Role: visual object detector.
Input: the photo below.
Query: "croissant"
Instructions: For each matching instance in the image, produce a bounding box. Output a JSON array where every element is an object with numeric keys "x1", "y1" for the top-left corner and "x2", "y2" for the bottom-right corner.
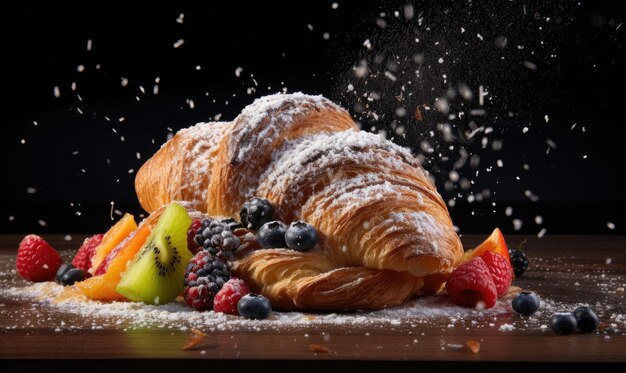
[{"x1": 135, "y1": 93, "x2": 463, "y2": 310}]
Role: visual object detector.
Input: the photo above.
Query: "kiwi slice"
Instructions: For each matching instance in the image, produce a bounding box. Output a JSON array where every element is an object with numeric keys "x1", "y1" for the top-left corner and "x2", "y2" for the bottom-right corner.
[{"x1": 116, "y1": 203, "x2": 192, "y2": 305}]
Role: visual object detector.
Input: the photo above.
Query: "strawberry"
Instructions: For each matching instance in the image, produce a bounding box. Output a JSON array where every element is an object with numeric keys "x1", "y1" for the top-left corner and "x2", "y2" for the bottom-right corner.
[
  {"x1": 72, "y1": 234, "x2": 103, "y2": 273},
  {"x1": 213, "y1": 278, "x2": 250, "y2": 315},
  {"x1": 446, "y1": 257, "x2": 497, "y2": 308},
  {"x1": 16, "y1": 235, "x2": 62, "y2": 282},
  {"x1": 480, "y1": 250, "x2": 513, "y2": 296}
]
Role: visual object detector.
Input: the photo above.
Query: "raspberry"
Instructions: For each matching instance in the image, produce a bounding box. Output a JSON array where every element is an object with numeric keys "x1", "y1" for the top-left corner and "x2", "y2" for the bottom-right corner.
[
  {"x1": 214, "y1": 278, "x2": 250, "y2": 315},
  {"x1": 16, "y1": 235, "x2": 62, "y2": 282},
  {"x1": 480, "y1": 251, "x2": 513, "y2": 296},
  {"x1": 187, "y1": 219, "x2": 203, "y2": 254},
  {"x1": 183, "y1": 251, "x2": 231, "y2": 311},
  {"x1": 72, "y1": 234, "x2": 103, "y2": 273},
  {"x1": 446, "y1": 257, "x2": 497, "y2": 308}
]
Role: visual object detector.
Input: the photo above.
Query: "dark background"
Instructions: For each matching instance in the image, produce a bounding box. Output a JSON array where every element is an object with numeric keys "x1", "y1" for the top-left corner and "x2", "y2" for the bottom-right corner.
[{"x1": 4, "y1": 1, "x2": 625, "y2": 236}]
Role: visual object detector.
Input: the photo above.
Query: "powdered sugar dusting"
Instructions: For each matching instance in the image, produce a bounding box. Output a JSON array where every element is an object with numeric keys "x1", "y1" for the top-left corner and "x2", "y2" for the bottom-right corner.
[
  {"x1": 230, "y1": 92, "x2": 347, "y2": 164},
  {"x1": 0, "y1": 282, "x2": 511, "y2": 331},
  {"x1": 3, "y1": 282, "x2": 612, "y2": 335},
  {"x1": 258, "y1": 130, "x2": 425, "y2": 206},
  {"x1": 169, "y1": 121, "x2": 230, "y2": 205},
  {"x1": 301, "y1": 173, "x2": 422, "y2": 223},
  {"x1": 322, "y1": 177, "x2": 418, "y2": 219},
  {"x1": 1, "y1": 239, "x2": 623, "y2": 338},
  {"x1": 389, "y1": 211, "x2": 445, "y2": 252},
  {"x1": 177, "y1": 121, "x2": 230, "y2": 149}
]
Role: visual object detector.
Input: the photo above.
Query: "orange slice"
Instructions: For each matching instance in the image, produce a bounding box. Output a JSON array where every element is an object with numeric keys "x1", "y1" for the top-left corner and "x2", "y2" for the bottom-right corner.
[
  {"x1": 88, "y1": 213, "x2": 137, "y2": 275},
  {"x1": 462, "y1": 228, "x2": 510, "y2": 262},
  {"x1": 76, "y1": 223, "x2": 151, "y2": 301}
]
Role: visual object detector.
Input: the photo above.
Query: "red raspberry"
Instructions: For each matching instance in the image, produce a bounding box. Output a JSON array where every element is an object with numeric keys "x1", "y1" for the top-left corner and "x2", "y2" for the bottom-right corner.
[
  {"x1": 480, "y1": 250, "x2": 513, "y2": 296},
  {"x1": 446, "y1": 257, "x2": 497, "y2": 308},
  {"x1": 16, "y1": 235, "x2": 62, "y2": 282},
  {"x1": 187, "y1": 219, "x2": 203, "y2": 254},
  {"x1": 72, "y1": 234, "x2": 103, "y2": 274},
  {"x1": 214, "y1": 278, "x2": 250, "y2": 315}
]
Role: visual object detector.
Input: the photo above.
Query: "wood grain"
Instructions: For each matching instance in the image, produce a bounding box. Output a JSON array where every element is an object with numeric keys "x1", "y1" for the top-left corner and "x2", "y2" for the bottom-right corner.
[{"x1": 1, "y1": 234, "x2": 624, "y2": 362}]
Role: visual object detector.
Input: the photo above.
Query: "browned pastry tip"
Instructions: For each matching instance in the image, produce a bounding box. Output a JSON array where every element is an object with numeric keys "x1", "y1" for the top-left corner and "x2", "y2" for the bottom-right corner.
[{"x1": 135, "y1": 121, "x2": 232, "y2": 213}]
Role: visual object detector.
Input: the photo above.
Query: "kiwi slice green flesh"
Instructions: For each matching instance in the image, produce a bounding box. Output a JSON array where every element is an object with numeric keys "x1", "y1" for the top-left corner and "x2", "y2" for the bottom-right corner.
[{"x1": 116, "y1": 203, "x2": 192, "y2": 305}]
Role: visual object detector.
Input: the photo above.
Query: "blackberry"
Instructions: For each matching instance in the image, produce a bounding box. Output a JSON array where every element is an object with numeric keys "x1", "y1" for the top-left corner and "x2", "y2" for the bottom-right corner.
[
  {"x1": 183, "y1": 251, "x2": 231, "y2": 311},
  {"x1": 192, "y1": 218, "x2": 214, "y2": 247},
  {"x1": 197, "y1": 220, "x2": 241, "y2": 263},
  {"x1": 220, "y1": 218, "x2": 244, "y2": 231},
  {"x1": 509, "y1": 240, "x2": 529, "y2": 277}
]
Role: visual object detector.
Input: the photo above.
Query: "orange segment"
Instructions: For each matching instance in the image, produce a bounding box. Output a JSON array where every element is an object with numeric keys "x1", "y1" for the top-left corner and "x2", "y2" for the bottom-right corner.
[
  {"x1": 462, "y1": 228, "x2": 509, "y2": 263},
  {"x1": 76, "y1": 223, "x2": 151, "y2": 301},
  {"x1": 89, "y1": 213, "x2": 137, "y2": 275},
  {"x1": 75, "y1": 275, "x2": 125, "y2": 301}
]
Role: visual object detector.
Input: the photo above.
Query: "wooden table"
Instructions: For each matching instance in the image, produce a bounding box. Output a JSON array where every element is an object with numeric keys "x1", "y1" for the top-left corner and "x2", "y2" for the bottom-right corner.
[{"x1": 1, "y1": 234, "x2": 625, "y2": 369}]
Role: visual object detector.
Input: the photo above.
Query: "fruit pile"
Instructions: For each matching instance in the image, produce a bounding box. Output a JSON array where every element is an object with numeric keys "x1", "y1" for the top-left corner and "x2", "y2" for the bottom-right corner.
[
  {"x1": 15, "y1": 198, "x2": 319, "y2": 320},
  {"x1": 181, "y1": 197, "x2": 318, "y2": 315},
  {"x1": 16, "y1": 199, "x2": 512, "y2": 314},
  {"x1": 446, "y1": 229, "x2": 601, "y2": 335},
  {"x1": 446, "y1": 228, "x2": 514, "y2": 309},
  {"x1": 14, "y1": 197, "x2": 604, "y2": 332}
]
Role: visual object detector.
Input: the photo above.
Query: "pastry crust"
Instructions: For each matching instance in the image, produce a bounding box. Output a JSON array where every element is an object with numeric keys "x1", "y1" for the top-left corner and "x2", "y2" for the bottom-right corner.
[
  {"x1": 135, "y1": 121, "x2": 232, "y2": 213},
  {"x1": 135, "y1": 93, "x2": 463, "y2": 310}
]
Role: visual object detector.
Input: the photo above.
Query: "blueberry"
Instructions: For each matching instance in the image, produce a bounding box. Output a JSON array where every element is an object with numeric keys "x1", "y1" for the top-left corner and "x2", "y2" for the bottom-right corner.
[
  {"x1": 285, "y1": 221, "x2": 318, "y2": 252},
  {"x1": 257, "y1": 221, "x2": 287, "y2": 248},
  {"x1": 237, "y1": 293, "x2": 272, "y2": 319},
  {"x1": 512, "y1": 291, "x2": 541, "y2": 315},
  {"x1": 573, "y1": 306, "x2": 599, "y2": 333},
  {"x1": 240, "y1": 198, "x2": 273, "y2": 230},
  {"x1": 59, "y1": 268, "x2": 87, "y2": 286},
  {"x1": 55, "y1": 263, "x2": 75, "y2": 284},
  {"x1": 549, "y1": 312, "x2": 578, "y2": 335}
]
